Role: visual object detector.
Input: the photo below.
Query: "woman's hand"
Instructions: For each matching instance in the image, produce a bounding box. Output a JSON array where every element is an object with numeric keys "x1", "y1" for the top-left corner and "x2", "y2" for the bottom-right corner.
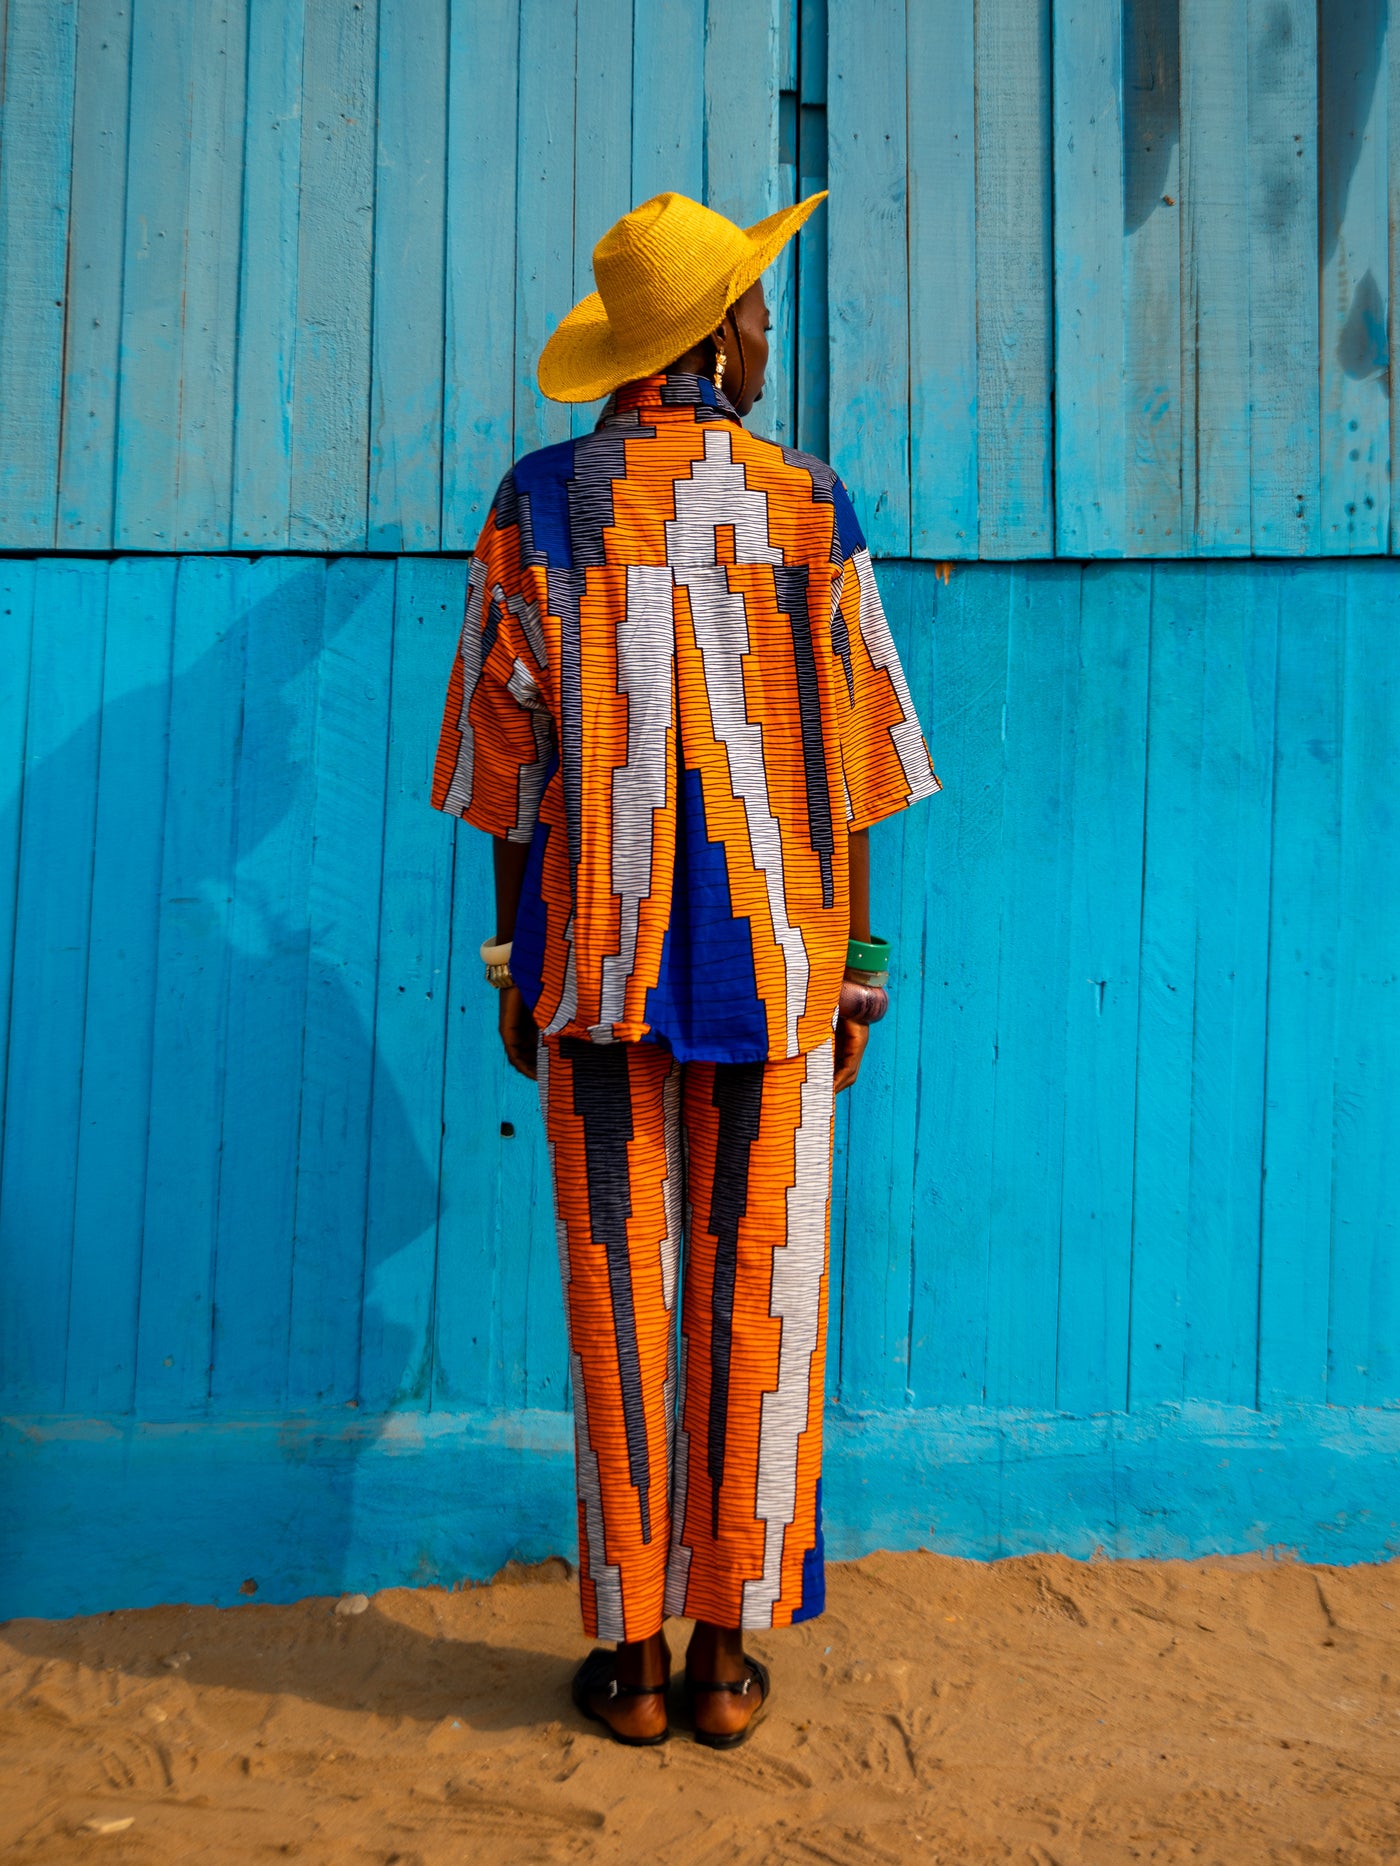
[
  {"x1": 833, "y1": 1014, "x2": 868, "y2": 1092},
  {"x1": 498, "y1": 984, "x2": 539, "y2": 1080}
]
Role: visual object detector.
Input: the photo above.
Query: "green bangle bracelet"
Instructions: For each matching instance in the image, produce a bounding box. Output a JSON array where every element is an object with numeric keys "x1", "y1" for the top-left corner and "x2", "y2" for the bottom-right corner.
[{"x1": 846, "y1": 935, "x2": 892, "y2": 973}]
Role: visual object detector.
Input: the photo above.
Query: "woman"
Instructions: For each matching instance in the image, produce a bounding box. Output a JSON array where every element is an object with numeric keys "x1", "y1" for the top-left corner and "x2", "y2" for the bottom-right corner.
[{"x1": 430, "y1": 190, "x2": 940, "y2": 1747}]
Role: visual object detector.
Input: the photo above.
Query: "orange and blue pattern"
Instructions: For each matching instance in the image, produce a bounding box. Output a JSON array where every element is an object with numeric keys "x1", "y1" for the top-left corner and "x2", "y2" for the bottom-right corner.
[
  {"x1": 430, "y1": 372, "x2": 940, "y2": 1064},
  {"x1": 538, "y1": 1030, "x2": 836, "y2": 1639}
]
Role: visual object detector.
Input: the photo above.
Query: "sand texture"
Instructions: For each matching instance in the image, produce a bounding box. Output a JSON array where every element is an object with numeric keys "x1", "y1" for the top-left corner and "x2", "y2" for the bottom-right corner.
[{"x1": 3, "y1": 1549, "x2": 1399, "y2": 1864}]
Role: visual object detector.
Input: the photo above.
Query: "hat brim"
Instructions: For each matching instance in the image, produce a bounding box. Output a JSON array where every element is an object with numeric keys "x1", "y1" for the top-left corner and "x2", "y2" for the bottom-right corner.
[{"x1": 537, "y1": 190, "x2": 828, "y2": 404}]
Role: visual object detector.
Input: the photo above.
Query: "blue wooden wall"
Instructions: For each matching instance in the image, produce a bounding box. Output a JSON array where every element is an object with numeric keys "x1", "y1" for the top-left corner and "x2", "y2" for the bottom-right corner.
[
  {"x1": 3, "y1": 555, "x2": 1398, "y2": 1614},
  {"x1": 4, "y1": 3, "x2": 1400, "y2": 1616},
  {"x1": 3, "y1": 0, "x2": 1399, "y2": 558}
]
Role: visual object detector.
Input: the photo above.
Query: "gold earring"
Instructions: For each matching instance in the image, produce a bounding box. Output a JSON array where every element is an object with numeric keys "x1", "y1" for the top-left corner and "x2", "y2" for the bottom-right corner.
[{"x1": 713, "y1": 345, "x2": 727, "y2": 392}]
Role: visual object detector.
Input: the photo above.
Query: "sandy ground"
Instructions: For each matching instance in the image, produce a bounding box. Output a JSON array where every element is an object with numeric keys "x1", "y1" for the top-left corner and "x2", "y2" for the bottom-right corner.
[{"x1": 3, "y1": 1549, "x2": 1398, "y2": 1865}]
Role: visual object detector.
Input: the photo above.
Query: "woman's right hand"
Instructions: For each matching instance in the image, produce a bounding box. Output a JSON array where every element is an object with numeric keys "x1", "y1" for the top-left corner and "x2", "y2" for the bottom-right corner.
[
  {"x1": 498, "y1": 984, "x2": 539, "y2": 1080},
  {"x1": 833, "y1": 1013, "x2": 869, "y2": 1092}
]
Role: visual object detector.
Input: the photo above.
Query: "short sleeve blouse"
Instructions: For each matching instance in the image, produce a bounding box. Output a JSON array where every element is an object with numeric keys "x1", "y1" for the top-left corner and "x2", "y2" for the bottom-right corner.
[{"x1": 431, "y1": 372, "x2": 940, "y2": 1063}]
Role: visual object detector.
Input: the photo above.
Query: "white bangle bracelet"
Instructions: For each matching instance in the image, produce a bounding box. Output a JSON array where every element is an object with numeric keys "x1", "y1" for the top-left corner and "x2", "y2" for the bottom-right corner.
[{"x1": 480, "y1": 936, "x2": 514, "y2": 989}]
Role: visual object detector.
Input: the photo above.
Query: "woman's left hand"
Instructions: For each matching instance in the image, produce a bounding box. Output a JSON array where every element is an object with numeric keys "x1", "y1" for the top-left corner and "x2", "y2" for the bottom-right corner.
[
  {"x1": 498, "y1": 984, "x2": 539, "y2": 1080},
  {"x1": 833, "y1": 1014, "x2": 869, "y2": 1092}
]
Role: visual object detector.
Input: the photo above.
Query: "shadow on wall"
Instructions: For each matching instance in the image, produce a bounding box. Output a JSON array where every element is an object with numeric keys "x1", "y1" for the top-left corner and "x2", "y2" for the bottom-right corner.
[
  {"x1": 1320, "y1": 0, "x2": 1390, "y2": 383},
  {"x1": 0, "y1": 556, "x2": 447, "y2": 1596},
  {"x1": 1124, "y1": 0, "x2": 1390, "y2": 384},
  {"x1": 1122, "y1": 0, "x2": 1180, "y2": 237}
]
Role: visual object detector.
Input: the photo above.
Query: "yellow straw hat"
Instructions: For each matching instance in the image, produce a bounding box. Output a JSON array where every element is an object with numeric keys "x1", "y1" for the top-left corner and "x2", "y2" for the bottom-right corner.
[{"x1": 537, "y1": 189, "x2": 828, "y2": 403}]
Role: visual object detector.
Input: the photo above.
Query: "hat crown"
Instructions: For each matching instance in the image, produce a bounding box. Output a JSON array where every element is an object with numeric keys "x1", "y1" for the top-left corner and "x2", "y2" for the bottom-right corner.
[
  {"x1": 592, "y1": 192, "x2": 748, "y2": 338},
  {"x1": 537, "y1": 185, "x2": 826, "y2": 402}
]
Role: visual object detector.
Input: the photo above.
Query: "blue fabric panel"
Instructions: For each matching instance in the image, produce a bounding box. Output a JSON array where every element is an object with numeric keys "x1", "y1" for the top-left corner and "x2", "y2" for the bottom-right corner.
[
  {"x1": 645, "y1": 763, "x2": 768, "y2": 1063},
  {"x1": 792, "y1": 1476, "x2": 827, "y2": 1622},
  {"x1": 510, "y1": 787, "x2": 557, "y2": 1014},
  {"x1": 831, "y1": 477, "x2": 867, "y2": 558},
  {"x1": 509, "y1": 441, "x2": 577, "y2": 567}
]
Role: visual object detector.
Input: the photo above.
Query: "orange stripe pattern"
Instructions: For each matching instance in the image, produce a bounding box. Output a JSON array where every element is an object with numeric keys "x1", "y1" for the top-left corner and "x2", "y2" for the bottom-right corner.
[
  {"x1": 430, "y1": 372, "x2": 940, "y2": 1065},
  {"x1": 538, "y1": 1030, "x2": 836, "y2": 1639}
]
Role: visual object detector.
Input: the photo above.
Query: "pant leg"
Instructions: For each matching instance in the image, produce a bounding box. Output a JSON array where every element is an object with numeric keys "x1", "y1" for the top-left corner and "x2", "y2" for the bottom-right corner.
[
  {"x1": 664, "y1": 1036, "x2": 836, "y2": 1630},
  {"x1": 537, "y1": 1033, "x2": 683, "y2": 1642}
]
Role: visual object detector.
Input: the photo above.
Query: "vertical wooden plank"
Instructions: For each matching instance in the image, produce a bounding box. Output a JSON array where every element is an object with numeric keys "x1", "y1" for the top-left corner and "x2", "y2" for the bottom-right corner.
[
  {"x1": 358, "y1": 559, "x2": 461, "y2": 1410},
  {"x1": 908, "y1": 0, "x2": 977, "y2": 556},
  {"x1": 908, "y1": 566, "x2": 1007, "y2": 1406},
  {"x1": 15, "y1": 562, "x2": 105, "y2": 1416},
  {"x1": 432, "y1": 821, "x2": 508, "y2": 1408},
  {"x1": 66, "y1": 559, "x2": 175, "y2": 1414},
  {"x1": 974, "y1": 0, "x2": 1055, "y2": 558},
  {"x1": 115, "y1": 0, "x2": 247, "y2": 549},
  {"x1": 289, "y1": 0, "x2": 378, "y2": 550},
  {"x1": 1246, "y1": 0, "x2": 1320, "y2": 554},
  {"x1": 136, "y1": 558, "x2": 247, "y2": 1416},
  {"x1": 0, "y1": 0, "x2": 77, "y2": 546},
  {"x1": 631, "y1": 0, "x2": 705, "y2": 205},
  {"x1": 827, "y1": 0, "x2": 910, "y2": 556},
  {"x1": 704, "y1": 0, "x2": 779, "y2": 229},
  {"x1": 1392, "y1": 8, "x2": 1400, "y2": 555},
  {"x1": 1127, "y1": 563, "x2": 1202, "y2": 1405},
  {"x1": 780, "y1": 0, "x2": 797, "y2": 93},
  {"x1": 706, "y1": 0, "x2": 783, "y2": 436},
  {"x1": 369, "y1": 0, "x2": 448, "y2": 550},
  {"x1": 1056, "y1": 566, "x2": 1148, "y2": 1415},
  {"x1": 1179, "y1": 0, "x2": 1252, "y2": 553},
  {"x1": 113, "y1": 0, "x2": 192, "y2": 548},
  {"x1": 1318, "y1": 1, "x2": 1390, "y2": 552},
  {"x1": 795, "y1": 0, "x2": 829, "y2": 461},
  {"x1": 1052, "y1": 0, "x2": 1126, "y2": 557},
  {"x1": 985, "y1": 565, "x2": 1079, "y2": 1408},
  {"x1": 1121, "y1": 0, "x2": 1183, "y2": 553},
  {"x1": 285, "y1": 559, "x2": 394, "y2": 1407},
  {"x1": 571, "y1": 0, "x2": 634, "y2": 444},
  {"x1": 0, "y1": 563, "x2": 36, "y2": 1172},
  {"x1": 1257, "y1": 565, "x2": 1343, "y2": 1406},
  {"x1": 1328, "y1": 563, "x2": 1399, "y2": 1404},
  {"x1": 232, "y1": 0, "x2": 307, "y2": 548},
  {"x1": 58, "y1": 0, "x2": 133, "y2": 548},
  {"x1": 513, "y1": 0, "x2": 576, "y2": 462},
  {"x1": 768, "y1": 0, "x2": 800, "y2": 447},
  {"x1": 172, "y1": 0, "x2": 248, "y2": 547},
  {"x1": 839, "y1": 568, "x2": 928, "y2": 1405},
  {"x1": 0, "y1": 562, "x2": 105, "y2": 1410},
  {"x1": 825, "y1": 1064, "x2": 851, "y2": 1401},
  {"x1": 442, "y1": 0, "x2": 518, "y2": 550},
  {"x1": 208, "y1": 558, "x2": 324, "y2": 1413},
  {"x1": 501, "y1": 1033, "x2": 565, "y2": 1413},
  {"x1": 1181, "y1": 565, "x2": 1275, "y2": 1404}
]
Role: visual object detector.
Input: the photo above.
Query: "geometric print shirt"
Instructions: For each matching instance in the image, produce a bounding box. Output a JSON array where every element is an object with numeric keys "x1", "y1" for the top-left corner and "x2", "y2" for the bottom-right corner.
[{"x1": 430, "y1": 371, "x2": 941, "y2": 1064}]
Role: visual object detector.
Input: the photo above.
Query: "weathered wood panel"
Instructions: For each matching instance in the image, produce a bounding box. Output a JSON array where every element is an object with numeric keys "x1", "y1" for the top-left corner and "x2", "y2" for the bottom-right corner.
[
  {"x1": 3, "y1": 556, "x2": 1397, "y2": 1430},
  {"x1": 4, "y1": 3, "x2": 1396, "y2": 555}
]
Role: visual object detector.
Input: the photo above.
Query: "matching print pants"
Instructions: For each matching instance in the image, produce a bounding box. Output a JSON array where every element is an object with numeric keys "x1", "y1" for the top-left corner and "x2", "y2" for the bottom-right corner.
[{"x1": 537, "y1": 1032, "x2": 836, "y2": 1642}]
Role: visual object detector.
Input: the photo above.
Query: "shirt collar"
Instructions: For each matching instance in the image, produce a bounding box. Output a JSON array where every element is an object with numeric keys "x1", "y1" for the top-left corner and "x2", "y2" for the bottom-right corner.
[{"x1": 597, "y1": 371, "x2": 742, "y2": 427}]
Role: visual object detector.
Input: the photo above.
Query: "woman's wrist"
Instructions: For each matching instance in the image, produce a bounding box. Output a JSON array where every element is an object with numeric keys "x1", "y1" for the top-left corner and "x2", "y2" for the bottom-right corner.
[{"x1": 846, "y1": 934, "x2": 891, "y2": 974}]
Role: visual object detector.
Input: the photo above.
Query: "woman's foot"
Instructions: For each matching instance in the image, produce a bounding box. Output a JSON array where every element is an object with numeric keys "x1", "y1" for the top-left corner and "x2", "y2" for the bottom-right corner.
[
  {"x1": 577, "y1": 1631, "x2": 671, "y2": 1743},
  {"x1": 685, "y1": 1622, "x2": 767, "y2": 1744}
]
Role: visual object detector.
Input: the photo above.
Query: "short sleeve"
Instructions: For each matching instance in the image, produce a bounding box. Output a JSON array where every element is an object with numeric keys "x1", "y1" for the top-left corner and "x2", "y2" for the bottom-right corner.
[
  {"x1": 430, "y1": 473, "x2": 555, "y2": 842},
  {"x1": 831, "y1": 481, "x2": 941, "y2": 832}
]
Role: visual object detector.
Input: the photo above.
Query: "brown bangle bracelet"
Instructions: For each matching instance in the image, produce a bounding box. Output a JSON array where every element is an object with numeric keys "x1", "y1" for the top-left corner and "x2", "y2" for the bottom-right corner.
[{"x1": 838, "y1": 979, "x2": 889, "y2": 1025}]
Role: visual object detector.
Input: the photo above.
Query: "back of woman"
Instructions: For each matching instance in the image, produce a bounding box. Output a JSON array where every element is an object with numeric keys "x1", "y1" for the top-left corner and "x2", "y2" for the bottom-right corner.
[
  {"x1": 433, "y1": 366, "x2": 935, "y2": 1062},
  {"x1": 430, "y1": 188, "x2": 939, "y2": 1749}
]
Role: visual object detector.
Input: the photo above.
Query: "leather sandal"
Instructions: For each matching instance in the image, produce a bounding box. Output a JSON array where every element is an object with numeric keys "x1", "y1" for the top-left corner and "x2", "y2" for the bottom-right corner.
[
  {"x1": 570, "y1": 1646, "x2": 671, "y2": 1747},
  {"x1": 684, "y1": 1653, "x2": 771, "y2": 1749}
]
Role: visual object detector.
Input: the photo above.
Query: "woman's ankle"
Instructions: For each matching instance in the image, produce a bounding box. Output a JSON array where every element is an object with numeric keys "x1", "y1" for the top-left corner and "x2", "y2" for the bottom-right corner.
[
  {"x1": 686, "y1": 1619, "x2": 746, "y2": 1678},
  {"x1": 614, "y1": 1629, "x2": 670, "y2": 1686}
]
